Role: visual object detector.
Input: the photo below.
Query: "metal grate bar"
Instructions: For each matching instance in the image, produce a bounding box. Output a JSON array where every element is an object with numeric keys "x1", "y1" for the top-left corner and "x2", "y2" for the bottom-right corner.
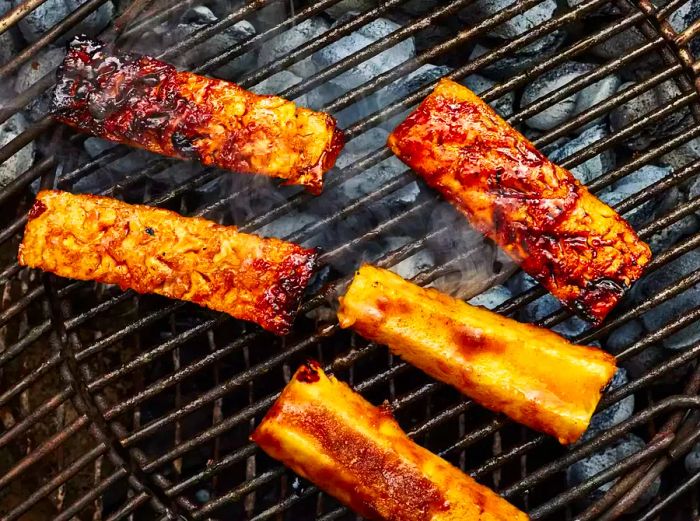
[
  {"x1": 0, "y1": 0, "x2": 49, "y2": 35},
  {"x1": 0, "y1": 116, "x2": 53, "y2": 166},
  {"x1": 604, "y1": 341, "x2": 700, "y2": 410},
  {"x1": 0, "y1": 155, "x2": 54, "y2": 207},
  {"x1": 103, "y1": 491, "x2": 152, "y2": 521},
  {"x1": 637, "y1": 469, "x2": 700, "y2": 521},
  {"x1": 530, "y1": 435, "x2": 674, "y2": 519},
  {"x1": 119, "y1": 0, "x2": 201, "y2": 40},
  {"x1": 86, "y1": 317, "x2": 223, "y2": 392},
  {"x1": 4, "y1": 443, "x2": 108, "y2": 521},
  {"x1": 0, "y1": 415, "x2": 90, "y2": 490},
  {"x1": 0, "y1": 352, "x2": 60, "y2": 407},
  {"x1": 658, "y1": 0, "x2": 691, "y2": 18},
  {"x1": 0, "y1": 0, "x2": 111, "y2": 78},
  {"x1": 0, "y1": 386, "x2": 73, "y2": 449}
]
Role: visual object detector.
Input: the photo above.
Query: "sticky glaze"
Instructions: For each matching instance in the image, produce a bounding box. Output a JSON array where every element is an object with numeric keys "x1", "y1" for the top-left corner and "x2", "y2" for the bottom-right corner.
[
  {"x1": 51, "y1": 36, "x2": 344, "y2": 193},
  {"x1": 388, "y1": 79, "x2": 651, "y2": 323}
]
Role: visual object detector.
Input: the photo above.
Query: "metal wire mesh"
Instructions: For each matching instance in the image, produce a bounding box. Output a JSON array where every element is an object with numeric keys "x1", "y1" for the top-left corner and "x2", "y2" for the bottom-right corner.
[{"x1": 0, "y1": 0, "x2": 699, "y2": 519}]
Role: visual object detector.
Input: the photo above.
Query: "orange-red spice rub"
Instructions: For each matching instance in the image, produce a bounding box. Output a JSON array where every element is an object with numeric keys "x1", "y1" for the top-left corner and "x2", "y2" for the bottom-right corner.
[
  {"x1": 338, "y1": 265, "x2": 617, "y2": 444},
  {"x1": 18, "y1": 190, "x2": 317, "y2": 335},
  {"x1": 51, "y1": 36, "x2": 344, "y2": 194},
  {"x1": 388, "y1": 79, "x2": 651, "y2": 323},
  {"x1": 252, "y1": 361, "x2": 528, "y2": 521}
]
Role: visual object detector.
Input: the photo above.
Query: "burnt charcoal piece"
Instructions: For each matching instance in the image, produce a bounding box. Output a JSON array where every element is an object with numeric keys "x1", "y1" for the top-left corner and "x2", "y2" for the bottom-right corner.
[{"x1": 51, "y1": 36, "x2": 344, "y2": 194}]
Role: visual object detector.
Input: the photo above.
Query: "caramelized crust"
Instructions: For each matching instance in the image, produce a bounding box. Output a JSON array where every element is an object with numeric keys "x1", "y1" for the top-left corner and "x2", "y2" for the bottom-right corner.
[
  {"x1": 388, "y1": 79, "x2": 651, "y2": 323},
  {"x1": 252, "y1": 361, "x2": 528, "y2": 521},
  {"x1": 51, "y1": 36, "x2": 344, "y2": 194},
  {"x1": 337, "y1": 265, "x2": 617, "y2": 444},
  {"x1": 18, "y1": 190, "x2": 317, "y2": 335}
]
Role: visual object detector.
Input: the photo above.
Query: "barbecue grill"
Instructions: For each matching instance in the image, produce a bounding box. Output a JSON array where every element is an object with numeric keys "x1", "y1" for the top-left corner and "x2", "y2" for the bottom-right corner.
[{"x1": 1, "y1": 0, "x2": 699, "y2": 519}]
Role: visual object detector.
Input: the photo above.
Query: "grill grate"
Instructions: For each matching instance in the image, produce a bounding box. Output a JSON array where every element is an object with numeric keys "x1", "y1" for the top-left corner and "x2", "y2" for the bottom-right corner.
[{"x1": 1, "y1": 0, "x2": 700, "y2": 519}]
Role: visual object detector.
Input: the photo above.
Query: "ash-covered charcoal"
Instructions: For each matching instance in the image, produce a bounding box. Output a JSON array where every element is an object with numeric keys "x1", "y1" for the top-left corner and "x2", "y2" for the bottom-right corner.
[
  {"x1": 412, "y1": 23, "x2": 455, "y2": 56},
  {"x1": 468, "y1": 284, "x2": 512, "y2": 310},
  {"x1": 330, "y1": 128, "x2": 418, "y2": 205},
  {"x1": 598, "y1": 164, "x2": 672, "y2": 226},
  {"x1": 648, "y1": 190, "x2": 699, "y2": 254},
  {"x1": 375, "y1": 64, "x2": 452, "y2": 130},
  {"x1": 606, "y1": 319, "x2": 646, "y2": 355},
  {"x1": 149, "y1": 6, "x2": 256, "y2": 81},
  {"x1": 513, "y1": 273, "x2": 591, "y2": 339},
  {"x1": 83, "y1": 137, "x2": 156, "y2": 175},
  {"x1": 468, "y1": 31, "x2": 566, "y2": 80},
  {"x1": 605, "y1": 314, "x2": 693, "y2": 384},
  {"x1": 690, "y1": 176, "x2": 700, "y2": 208},
  {"x1": 591, "y1": 28, "x2": 663, "y2": 78},
  {"x1": 14, "y1": 46, "x2": 65, "y2": 121},
  {"x1": 610, "y1": 80, "x2": 690, "y2": 150},
  {"x1": 0, "y1": 113, "x2": 35, "y2": 190},
  {"x1": 0, "y1": 12, "x2": 21, "y2": 71},
  {"x1": 257, "y1": 17, "x2": 330, "y2": 78},
  {"x1": 324, "y1": 0, "x2": 376, "y2": 18},
  {"x1": 686, "y1": 442, "x2": 700, "y2": 475},
  {"x1": 194, "y1": 489, "x2": 211, "y2": 503},
  {"x1": 520, "y1": 62, "x2": 620, "y2": 131},
  {"x1": 250, "y1": 70, "x2": 311, "y2": 108},
  {"x1": 394, "y1": 248, "x2": 436, "y2": 281},
  {"x1": 625, "y1": 344, "x2": 694, "y2": 383},
  {"x1": 566, "y1": 0, "x2": 620, "y2": 16},
  {"x1": 567, "y1": 434, "x2": 661, "y2": 510},
  {"x1": 400, "y1": 0, "x2": 441, "y2": 17},
  {"x1": 662, "y1": 136, "x2": 700, "y2": 169},
  {"x1": 13, "y1": 0, "x2": 113, "y2": 43},
  {"x1": 461, "y1": 74, "x2": 515, "y2": 118},
  {"x1": 258, "y1": 209, "x2": 319, "y2": 246},
  {"x1": 633, "y1": 249, "x2": 700, "y2": 350},
  {"x1": 668, "y1": 0, "x2": 700, "y2": 56},
  {"x1": 544, "y1": 123, "x2": 615, "y2": 184},
  {"x1": 312, "y1": 15, "x2": 415, "y2": 92},
  {"x1": 310, "y1": 14, "x2": 415, "y2": 126},
  {"x1": 580, "y1": 368, "x2": 634, "y2": 442},
  {"x1": 459, "y1": 0, "x2": 558, "y2": 39}
]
